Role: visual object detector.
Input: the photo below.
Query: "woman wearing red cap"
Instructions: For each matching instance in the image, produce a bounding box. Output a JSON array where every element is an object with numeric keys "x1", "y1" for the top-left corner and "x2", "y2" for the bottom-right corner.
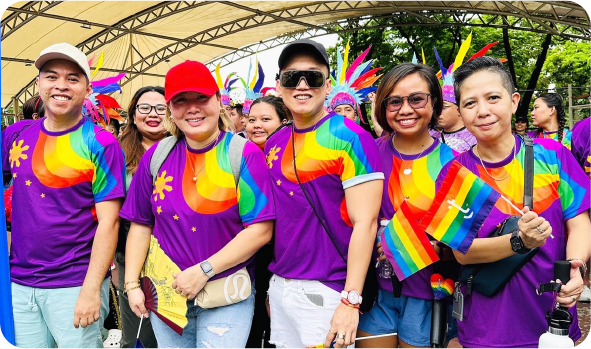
[{"x1": 120, "y1": 60, "x2": 276, "y2": 348}]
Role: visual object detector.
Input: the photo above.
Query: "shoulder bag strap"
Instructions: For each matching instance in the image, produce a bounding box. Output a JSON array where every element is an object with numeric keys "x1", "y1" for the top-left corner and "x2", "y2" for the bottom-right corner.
[
  {"x1": 291, "y1": 125, "x2": 347, "y2": 263},
  {"x1": 519, "y1": 134, "x2": 534, "y2": 210},
  {"x1": 228, "y1": 134, "x2": 248, "y2": 188},
  {"x1": 150, "y1": 135, "x2": 178, "y2": 185}
]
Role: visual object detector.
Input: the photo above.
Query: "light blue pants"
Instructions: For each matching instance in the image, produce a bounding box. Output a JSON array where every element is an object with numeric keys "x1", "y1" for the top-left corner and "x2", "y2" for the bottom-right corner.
[
  {"x1": 11, "y1": 278, "x2": 110, "y2": 348},
  {"x1": 149, "y1": 285, "x2": 255, "y2": 348}
]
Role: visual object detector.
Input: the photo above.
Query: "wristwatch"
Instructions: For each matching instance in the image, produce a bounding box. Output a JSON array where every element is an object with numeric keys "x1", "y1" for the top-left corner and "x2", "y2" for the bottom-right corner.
[
  {"x1": 510, "y1": 230, "x2": 530, "y2": 254},
  {"x1": 200, "y1": 260, "x2": 215, "y2": 278},
  {"x1": 341, "y1": 290, "x2": 362, "y2": 305}
]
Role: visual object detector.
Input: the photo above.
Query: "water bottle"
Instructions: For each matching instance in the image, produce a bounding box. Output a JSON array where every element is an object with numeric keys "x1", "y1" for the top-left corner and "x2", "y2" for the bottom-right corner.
[
  {"x1": 538, "y1": 261, "x2": 575, "y2": 348},
  {"x1": 376, "y1": 220, "x2": 393, "y2": 279}
]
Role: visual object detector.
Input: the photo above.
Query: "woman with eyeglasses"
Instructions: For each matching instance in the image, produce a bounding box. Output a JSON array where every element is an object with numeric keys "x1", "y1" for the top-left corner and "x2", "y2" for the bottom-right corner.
[
  {"x1": 357, "y1": 63, "x2": 456, "y2": 348},
  {"x1": 115, "y1": 86, "x2": 168, "y2": 348},
  {"x1": 529, "y1": 92, "x2": 572, "y2": 150},
  {"x1": 121, "y1": 61, "x2": 275, "y2": 348}
]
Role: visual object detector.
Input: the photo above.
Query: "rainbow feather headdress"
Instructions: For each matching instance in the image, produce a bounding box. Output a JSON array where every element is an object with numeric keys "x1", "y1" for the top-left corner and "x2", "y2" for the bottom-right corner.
[
  {"x1": 325, "y1": 41, "x2": 382, "y2": 122},
  {"x1": 241, "y1": 58, "x2": 265, "y2": 114},
  {"x1": 82, "y1": 51, "x2": 125, "y2": 128},
  {"x1": 215, "y1": 63, "x2": 239, "y2": 107},
  {"x1": 433, "y1": 32, "x2": 500, "y2": 104}
]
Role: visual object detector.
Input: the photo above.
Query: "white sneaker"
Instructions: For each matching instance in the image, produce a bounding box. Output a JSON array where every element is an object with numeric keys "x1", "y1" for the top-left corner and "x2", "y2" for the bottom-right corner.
[
  {"x1": 579, "y1": 285, "x2": 591, "y2": 303},
  {"x1": 103, "y1": 329, "x2": 122, "y2": 348}
]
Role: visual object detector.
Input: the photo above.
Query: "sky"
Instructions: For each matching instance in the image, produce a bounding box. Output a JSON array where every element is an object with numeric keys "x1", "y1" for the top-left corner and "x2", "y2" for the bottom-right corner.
[{"x1": 216, "y1": 34, "x2": 339, "y2": 102}]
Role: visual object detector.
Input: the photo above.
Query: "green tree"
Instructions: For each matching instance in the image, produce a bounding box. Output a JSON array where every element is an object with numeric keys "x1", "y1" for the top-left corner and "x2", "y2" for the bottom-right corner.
[{"x1": 326, "y1": 15, "x2": 589, "y2": 119}]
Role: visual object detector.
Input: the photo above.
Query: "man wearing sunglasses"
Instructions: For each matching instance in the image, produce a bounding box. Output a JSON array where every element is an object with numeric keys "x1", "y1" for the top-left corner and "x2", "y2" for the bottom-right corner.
[{"x1": 265, "y1": 39, "x2": 384, "y2": 348}]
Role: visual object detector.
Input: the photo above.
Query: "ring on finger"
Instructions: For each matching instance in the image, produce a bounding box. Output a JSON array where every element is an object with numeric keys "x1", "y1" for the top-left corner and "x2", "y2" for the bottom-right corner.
[
  {"x1": 536, "y1": 226, "x2": 545, "y2": 234},
  {"x1": 337, "y1": 333, "x2": 345, "y2": 340}
]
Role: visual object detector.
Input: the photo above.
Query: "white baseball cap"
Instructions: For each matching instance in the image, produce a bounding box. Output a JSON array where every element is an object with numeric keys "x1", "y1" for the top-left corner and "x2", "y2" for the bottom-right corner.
[{"x1": 34, "y1": 42, "x2": 91, "y2": 80}]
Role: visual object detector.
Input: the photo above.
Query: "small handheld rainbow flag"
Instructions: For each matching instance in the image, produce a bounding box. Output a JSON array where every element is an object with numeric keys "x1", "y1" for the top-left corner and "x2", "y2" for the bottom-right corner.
[
  {"x1": 380, "y1": 200, "x2": 439, "y2": 281},
  {"x1": 419, "y1": 161, "x2": 500, "y2": 253}
]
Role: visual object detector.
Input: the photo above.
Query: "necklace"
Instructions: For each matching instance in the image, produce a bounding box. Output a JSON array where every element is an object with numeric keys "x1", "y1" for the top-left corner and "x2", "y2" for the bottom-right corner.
[
  {"x1": 474, "y1": 139, "x2": 517, "y2": 182},
  {"x1": 185, "y1": 131, "x2": 220, "y2": 182},
  {"x1": 391, "y1": 135, "x2": 430, "y2": 175}
]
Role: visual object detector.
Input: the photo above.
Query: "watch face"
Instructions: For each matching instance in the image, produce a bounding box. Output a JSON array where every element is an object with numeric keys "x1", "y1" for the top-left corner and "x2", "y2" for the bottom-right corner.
[
  {"x1": 348, "y1": 291, "x2": 360, "y2": 304},
  {"x1": 510, "y1": 236, "x2": 522, "y2": 252},
  {"x1": 201, "y1": 261, "x2": 212, "y2": 273}
]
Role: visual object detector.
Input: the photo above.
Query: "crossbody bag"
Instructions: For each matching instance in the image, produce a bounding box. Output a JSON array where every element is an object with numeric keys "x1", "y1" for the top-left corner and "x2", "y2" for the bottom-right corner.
[{"x1": 290, "y1": 126, "x2": 378, "y2": 312}]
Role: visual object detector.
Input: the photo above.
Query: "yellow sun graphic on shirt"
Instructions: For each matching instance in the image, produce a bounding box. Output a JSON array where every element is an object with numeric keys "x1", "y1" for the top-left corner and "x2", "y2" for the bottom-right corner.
[
  {"x1": 153, "y1": 170, "x2": 173, "y2": 201},
  {"x1": 9, "y1": 140, "x2": 29, "y2": 168},
  {"x1": 267, "y1": 146, "x2": 281, "y2": 169}
]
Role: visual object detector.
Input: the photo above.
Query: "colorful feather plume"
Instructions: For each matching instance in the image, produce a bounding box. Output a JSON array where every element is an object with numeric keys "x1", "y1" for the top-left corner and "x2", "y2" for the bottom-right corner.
[
  {"x1": 242, "y1": 58, "x2": 265, "y2": 114},
  {"x1": 326, "y1": 41, "x2": 383, "y2": 123},
  {"x1": 215, "y1": 63, "x2": 239, "y2": 106}
]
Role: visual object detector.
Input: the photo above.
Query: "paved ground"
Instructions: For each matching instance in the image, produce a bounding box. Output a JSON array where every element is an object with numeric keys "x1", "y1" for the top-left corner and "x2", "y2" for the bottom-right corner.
[{"x1": 447, "y1": 300, "x2": 590, "y2": 347}]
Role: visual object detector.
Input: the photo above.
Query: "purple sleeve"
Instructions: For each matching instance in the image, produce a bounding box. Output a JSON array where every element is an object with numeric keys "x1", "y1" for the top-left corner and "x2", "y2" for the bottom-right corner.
[
  {"x1": 237, "y1": 142, "x2": 276, "y2": 225},
  {"x1": 555, "y1": 144, "x2": 591, "y2": 219},
  {"x1": 119, "y1": 147, "x2": 156, "y2": 226},
  {"x1": 571, "y1": 118, "x2": 590, "y2": 176},
  {"x1": 91, "y1": 131, "x2": 126, "y2": 202}
]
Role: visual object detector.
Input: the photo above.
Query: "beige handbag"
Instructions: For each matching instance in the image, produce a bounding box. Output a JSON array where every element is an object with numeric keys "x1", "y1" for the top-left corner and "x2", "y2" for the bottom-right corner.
[{"x1": 194, "y1": 267, "x2": 252, "y2": 308}]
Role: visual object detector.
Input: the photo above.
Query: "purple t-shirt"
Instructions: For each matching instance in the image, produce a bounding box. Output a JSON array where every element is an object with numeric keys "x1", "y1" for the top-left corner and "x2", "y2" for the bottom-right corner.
[
  {"x1": 431, "y1": 127, "x2": 477, "y2": 153},
  {"x1": 571, "y1": 118, "x2": 590, "y2": 178},
  {"x1": 436, "y1": 135, "x2": 590, "y2": 347},
  {"x1": 3, "y1": 117, "x2": 126, "y2": 288},
  {"x1": 265, "y1": 113, "x2": 384, "y2": 291},
  {"x1": 120, "y1": 131, "x2": 275, "y2": 281},
  {"x1": 375, "y1": 137, "x2": 456, "y2": 300},
  {"x1": 528, "y1": 129, "x2": 572, "y2": 150}
]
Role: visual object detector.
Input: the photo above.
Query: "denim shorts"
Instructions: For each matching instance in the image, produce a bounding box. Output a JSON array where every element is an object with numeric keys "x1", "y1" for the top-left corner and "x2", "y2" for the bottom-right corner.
[
  {"x1": 149, "y1": 284, "x2": 255, "y2": 348},
  {"x1": 358, "y1": 289, "x2": 432, "y2": 347}
]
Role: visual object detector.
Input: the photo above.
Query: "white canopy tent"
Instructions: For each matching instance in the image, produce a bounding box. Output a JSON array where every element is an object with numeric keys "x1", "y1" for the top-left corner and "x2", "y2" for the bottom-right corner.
[{"x1": 1, "y1": 1, "x2": 589, "y2": 116}]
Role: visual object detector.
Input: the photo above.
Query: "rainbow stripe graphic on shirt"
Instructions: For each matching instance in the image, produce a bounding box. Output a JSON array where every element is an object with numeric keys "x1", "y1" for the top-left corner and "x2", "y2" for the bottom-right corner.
[
  {"x1": 472, "y1": 141, "x2": 587, "y2": 219},
  {"x1": 280, "y1": 117, "x2": 377, "y2": 184},
  {"x1": 30, "y1": 121, "x2": 119, "y2": 201},
  {"x1": 419, "y1": 161, "x2": 499, "y2": 253},
  {"x1": 380, "y1": 200, "x2": 439, "y2": 281},
  {"x1": 532, "y1": 129, "x2": 572, "y2": 150},
  {"x1": 387, "y1": 142, "x2": 456, "y2": 216},
  {"x1": 181, "y1": 133, "x2": 268, "y2": 219}
]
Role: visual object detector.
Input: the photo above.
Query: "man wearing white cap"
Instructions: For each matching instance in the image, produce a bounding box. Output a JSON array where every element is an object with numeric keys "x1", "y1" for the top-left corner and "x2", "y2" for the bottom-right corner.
[{"x1": 2, "y1": 42, "x2": 126, "y2": 347}]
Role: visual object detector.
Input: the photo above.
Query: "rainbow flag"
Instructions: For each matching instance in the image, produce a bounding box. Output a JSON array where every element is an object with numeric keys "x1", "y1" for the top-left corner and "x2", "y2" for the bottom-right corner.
[
  {"x1": 380, "y1": 200, "x2": 439, "y2": 281},
  {"x1": 419, "y1": 161, "x2": 500, "y2": 253}
]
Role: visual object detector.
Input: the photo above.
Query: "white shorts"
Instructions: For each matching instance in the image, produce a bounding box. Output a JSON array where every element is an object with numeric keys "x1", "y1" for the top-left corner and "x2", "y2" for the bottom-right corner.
[{"x1": 268, "y1": 274, "x2": 355, "y2": 348}]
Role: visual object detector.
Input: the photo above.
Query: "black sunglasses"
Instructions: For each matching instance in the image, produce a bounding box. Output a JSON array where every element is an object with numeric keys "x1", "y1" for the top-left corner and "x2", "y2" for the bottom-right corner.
[{"x1": 279, "y1": 70, "x2": 326, "y2": 88}]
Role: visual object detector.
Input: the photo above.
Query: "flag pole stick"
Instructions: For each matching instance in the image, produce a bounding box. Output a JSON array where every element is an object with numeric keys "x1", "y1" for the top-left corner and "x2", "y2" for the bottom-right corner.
[
  {"x1": 136, "y1": 315, "x2": 143, "y2": 340},
  {"x1": 500, "y1": 195, "x2": 554, "y2": 239},
  {"x1": 356, "y1": 333, "x2": 398, "y2": 341}
]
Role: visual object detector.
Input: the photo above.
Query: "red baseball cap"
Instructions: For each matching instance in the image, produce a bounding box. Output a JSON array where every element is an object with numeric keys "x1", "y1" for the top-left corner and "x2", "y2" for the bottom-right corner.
[{"x1": 165, "y1": 60, "x2": 219, "y2": 103}]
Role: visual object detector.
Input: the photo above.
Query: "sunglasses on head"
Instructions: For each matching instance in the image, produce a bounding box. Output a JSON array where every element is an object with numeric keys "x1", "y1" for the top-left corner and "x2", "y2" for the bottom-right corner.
[
  {"x1": 382, "y1": 92, "x2": 432, "y2": 112},
  {"x1": 279, "y1": 70, "x2": 326, "y2": 88}
]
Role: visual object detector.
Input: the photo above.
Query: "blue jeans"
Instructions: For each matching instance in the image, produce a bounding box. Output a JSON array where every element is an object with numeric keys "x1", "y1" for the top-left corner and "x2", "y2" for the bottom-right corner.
[
  {"x1": 11, "y1": 278, "x2": 110, "y2": 348},
  {"x1": 150, "y1": 286, "x2": 255, "y2": 348}
]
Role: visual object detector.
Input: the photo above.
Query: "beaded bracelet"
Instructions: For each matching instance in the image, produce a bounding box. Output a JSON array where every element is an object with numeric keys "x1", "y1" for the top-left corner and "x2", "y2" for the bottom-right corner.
[
  {"x1": 124, "y1": 280, "x2": 140, "y2": 287},
  {"x1": 124, "y1": 284, "x2": 140, "y2": 294},
  {"x1": 341, "y1": 298, "x2": 362, "y2": 314}
]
